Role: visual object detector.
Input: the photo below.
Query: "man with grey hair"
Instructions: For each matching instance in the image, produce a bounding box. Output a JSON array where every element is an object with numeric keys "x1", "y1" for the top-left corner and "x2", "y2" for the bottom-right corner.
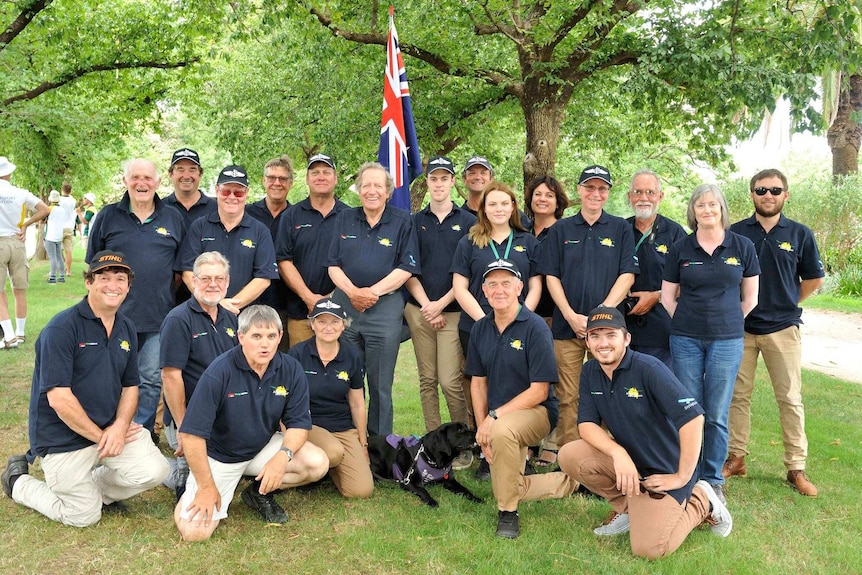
[
  {"x1": 160, "y1": 251, "x2": 238, "y2": 501},
  {"x1": 174, "y1": 305, "x2": 328, "y2": 541},
  {"x1": 86, "y1": 159, "x2": 186, "y2": 440},
  {"x1": 624, "y1": 169, "x2": 686, "y2": 369}
]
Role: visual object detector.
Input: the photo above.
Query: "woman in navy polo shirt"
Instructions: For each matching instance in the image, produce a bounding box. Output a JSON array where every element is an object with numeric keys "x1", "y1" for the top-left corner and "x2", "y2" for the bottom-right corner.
[
  {"x1": 288, "y1": 298, "x2": 373, "y2": 499},
  {"x1": 661, "y1": 184, "x2": 760, "y2": 500}
]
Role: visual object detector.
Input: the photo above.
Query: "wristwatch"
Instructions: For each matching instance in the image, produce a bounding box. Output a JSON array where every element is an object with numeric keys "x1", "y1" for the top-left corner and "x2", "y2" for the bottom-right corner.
[
  {"x1": 488, "y1": 409, "x2": 498, "y2": 420},
  {"x1": 279, "y1": 447, "x2": 294, "y2": 461}
]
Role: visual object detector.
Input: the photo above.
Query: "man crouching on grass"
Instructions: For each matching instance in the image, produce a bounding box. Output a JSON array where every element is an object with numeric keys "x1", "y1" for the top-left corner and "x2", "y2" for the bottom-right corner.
[{"x1": 174, "y1": 305, "x2": 328, "y2": 542}]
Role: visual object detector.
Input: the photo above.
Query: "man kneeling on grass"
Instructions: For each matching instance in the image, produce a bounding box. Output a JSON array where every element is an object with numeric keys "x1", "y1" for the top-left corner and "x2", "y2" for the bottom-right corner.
[
  {"x1": 558, "y1": 306, "x2": 732, "y2": 560},
  {"x1": 174, "y1": 305, "x2": 328, "y2": 542}
]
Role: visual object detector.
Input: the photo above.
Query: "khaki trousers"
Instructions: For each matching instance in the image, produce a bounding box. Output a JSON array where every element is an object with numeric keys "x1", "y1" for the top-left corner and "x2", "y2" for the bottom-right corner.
[
  {"x1": 287, "y1": 318, "x2": 314, "y2": 349},
  {"x1": 729, "y1": 326, "x2": 808, "y2": 470},
  {"x1": 554, "y1": 338, "x2": 591, "y2": 446},
  {"x1": 307, "y1": 425, "x2": 373, "y2": 499}
]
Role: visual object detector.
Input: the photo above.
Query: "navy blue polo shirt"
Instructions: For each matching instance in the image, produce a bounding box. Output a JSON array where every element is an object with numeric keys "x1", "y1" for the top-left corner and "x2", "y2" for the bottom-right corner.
[
  {"x1": 177, "y1": 211, "x2": 279, "y2": 299},
  {"x1": 325, "y1": 205, "x2": 419, "y2": 288},
  {"x1": 538, "y1": 211, "x2": 639, "y2": 340},
  {"x1": 163, "y1": 191, "x2": 217, "y2": 229},
  {"x1": 86, "y1": 192, "x2": 186, "y2": 333},
  {"x1": 409, "y1": 205, "x2": 477, "y2": 312},
  {"x1": 275, "y1": 198, "x2": 350, "y2": 320},
  {"x1": 246, "y1": 198, "x2": 291, "y2": 312},
  {"x1": 578, "y1": 349, "x2": 705, "y2": 504},
  {"x1": 731, "y1": 214, "x2": 824, "y2": 335},
  {"x1": 531, "y1": 223, "x2": 557, "y2": 318},
  {"x1": 663, "y1": 231, "x2": 760, "y2": 340},
  {"x1": 159, "y1": 298, "x2": 239, "y2": 426},
  {"x1": 287, "y1": 338, "x2": 365, "y2": 432},
  {"x1": 450, "y1": 230, "x2": 540, "y2": 333},
  {"x1": 28, "y1": 298, "x2": 139, "y2": 458},
  {"x1": 626, "y1": 214, "x2": 688, "y2": 348},
  {"x1": 180, "y1": 346, "x2": 312, "y2": 464},
  {"x1": 464, "y1": 306, "x2": 559, "y2": 428}
]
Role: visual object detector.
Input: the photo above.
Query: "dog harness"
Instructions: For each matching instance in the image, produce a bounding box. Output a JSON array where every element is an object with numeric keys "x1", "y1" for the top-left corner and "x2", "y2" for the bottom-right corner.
[{"x1": 385, "y1": 434, "x2": 451, "y2": 485}]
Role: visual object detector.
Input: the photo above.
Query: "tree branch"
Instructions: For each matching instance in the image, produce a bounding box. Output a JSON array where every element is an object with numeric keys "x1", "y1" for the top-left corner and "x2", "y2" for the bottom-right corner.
[
  {"x1": 0, "y1": 0, "x2": 52, "y2": 52},
  {"x1": 543, "y1": 0, "x2": 597, "y2": 56},
  {"x1": 2, "y1": 58, "x2": 200, "y2": 106}
]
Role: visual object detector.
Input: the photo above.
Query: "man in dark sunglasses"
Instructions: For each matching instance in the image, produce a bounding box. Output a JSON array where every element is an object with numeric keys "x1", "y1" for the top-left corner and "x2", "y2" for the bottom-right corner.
[
  {"x1": 725, "y1": 169, "x2": 824, "y2": 497},
  {"x1": 178, "y1": 165, "x2": 278, "y2": 315}
]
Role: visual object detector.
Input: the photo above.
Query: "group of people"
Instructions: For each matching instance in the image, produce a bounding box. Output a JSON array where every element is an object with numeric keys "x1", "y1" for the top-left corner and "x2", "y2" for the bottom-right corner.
[{"x1": 1, "y1": 148, "x2": 823, "y2": 558}]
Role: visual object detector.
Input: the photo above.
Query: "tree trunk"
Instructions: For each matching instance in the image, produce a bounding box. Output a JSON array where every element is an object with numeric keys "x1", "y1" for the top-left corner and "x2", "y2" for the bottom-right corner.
[
  {"x1": 827, "y1": 73, "x2": 862, "y2": 177},
  {"x1": 521, "y1": 98, "x2": 565, "y2": 191}
]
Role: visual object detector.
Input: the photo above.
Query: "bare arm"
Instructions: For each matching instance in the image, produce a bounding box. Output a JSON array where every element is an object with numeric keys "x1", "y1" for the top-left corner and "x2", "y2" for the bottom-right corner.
[
  {"x1": 740, "y1": 275, "x2": 759, "y2": 318},
  {"x1": 370, "y1": 268, "x2": 412, "y2": 296},
  {"x1": 179, "y1": 433, "x2": 221, "y2": 523},
  {"x1": 524, "y1": 275, "x2": 542, "y2": 311},
  {"x1": 660, "y1": 280, "x2": 680, "y2": 318},
  {"x1": 279, "y1": 260, "x2": 326, "y2": 313},
  {"x1": 257, "y1": 427, "x2": 309, "y2": 494},
  {"x1": 347, "y1": 388, "x2": 368, "y2": 448},
  {"x1": 799, "y1": 278, "x2": 823, "y2": 304},
  {"x1": 453, "y1": 273, "x2": 486, "y2": 322},
  {"x1": 224, "y1": 278, "x2": 271, "y2": 313},
  {"x1": 17, "y1": 201, "x2": 51, "y2": 241},
  {"x1": 579, "y1": 420, "x2": 640, "y2": 497},
  {"x1": 328, "y1": 266, "x2": 377, "y2": 312},
  {"x1": 641, "y1": 415, "x2": 704, "y2": 493},
  {"x1": 602, "y1": 273, "x2": 635, "y2": 307},
  {"x1": 547, "y1": 275, "x2": 587, "y2": 337}
]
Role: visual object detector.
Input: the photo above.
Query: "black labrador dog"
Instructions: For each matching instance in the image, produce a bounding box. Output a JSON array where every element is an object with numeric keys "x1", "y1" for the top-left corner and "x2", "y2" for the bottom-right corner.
[{"x1": 368, "y1": 422, "x2": 483, "y2": 508}]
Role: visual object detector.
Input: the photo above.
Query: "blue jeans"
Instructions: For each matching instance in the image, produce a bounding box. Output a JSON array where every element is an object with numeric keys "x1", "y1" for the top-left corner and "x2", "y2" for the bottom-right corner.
[
  {"x1": 670, "y1": 335, "x2": 743, "y2": 486},
  {"x1": 134, "y1": 332, "x2": 162, "y2": 432},
  {"x1": 45, "y1": 240, "x2": 64, "y2": 279}
]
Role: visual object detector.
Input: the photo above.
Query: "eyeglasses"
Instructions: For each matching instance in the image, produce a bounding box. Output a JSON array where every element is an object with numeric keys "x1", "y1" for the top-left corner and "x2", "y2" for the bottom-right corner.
[
  {"x1": 629, "y1": 189, "x2": 658, "y2": 198},
  {"x1": 581, "y1": 184, "x2": 610, "y2": 194},
  {"x1": 194, "y1": 275, "x2": 228, "y2": 284},
  {"x1": 753, "y1": 186, "x2": 784, "y2": 196},
  {"x1": 264, "y1": 175, "x2": 292, "y2": 183},
  {"x1": 218, "y1": 188, "x2": 248, "y2": 198}
]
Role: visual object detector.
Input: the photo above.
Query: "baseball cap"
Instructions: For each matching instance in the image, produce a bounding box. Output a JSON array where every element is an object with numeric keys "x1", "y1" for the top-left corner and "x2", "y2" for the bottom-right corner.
[
  {"x1": 482, "y1": 258, "x2": 522, "y2": 280},
  {"x1": 89, "y1": 250, "x2": 132, "y2": 274},
  {"x1": 217, "y1": 165, "x2": 249, "y2": 187},
  {"x1": 309, "y1": 297, "x2": 348, "y2": 320},
  {"x1": 426, "y1": 156, "x2": 455, "y2": 175},
  {"x1": 170, "y1": 148, "x2": 202, "y2": 168},
  {"x1": 463, "y1": 156, "x2": 494, "y2": 174},
  {"x1": 0, "y1": 157, "x2": 17, "y2": 177},
  {"x1": 83, "y1": 192, "x2": 97, "y2": 204},
  {"x1": 307, "y1": 154, "x2": 336, "y2": 170},
  {"x1": 578, "y1": 165, "x2": 612, "y2": 187},
  {"x1": 586, "y1": 306, "x2": 626, "y2": 332}
]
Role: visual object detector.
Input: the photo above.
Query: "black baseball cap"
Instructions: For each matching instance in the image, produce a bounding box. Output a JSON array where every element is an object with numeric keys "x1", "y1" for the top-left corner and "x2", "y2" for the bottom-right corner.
[
  {"x1": 482, "y1": 258, "x2": 522, "y2": 280},
  {"x1": 217, "y1": 165, "x2": 249, "y2": 187},
  {"x1": 426, "y1": 156, "x2": 455, "y2": 175},
  {"x1": 309, "y1": 297, "x2": 348, "y2": 320},
  {"x1": 463, "y1": 156, "x2": 494, "y2": 174},
  {"x1": 579, "y1": 165, "x2": 612, "y2": 186},
  {"x1": 89, "y1": 251, "x2": 132, "y2": 274},
  {"x1": 586, "y1": 306, "x2": 626, "y2": 332},
  {"x1": 307, "y1": 154, "x2": 336, "y2": 170},
  {"x1": 170, "y1": 148, "x2": 202, "y2": 168}
]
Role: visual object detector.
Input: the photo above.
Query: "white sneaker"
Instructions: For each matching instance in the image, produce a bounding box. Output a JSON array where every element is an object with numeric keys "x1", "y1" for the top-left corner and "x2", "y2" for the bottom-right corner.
[
  {"x1": 696, "y1": 480, "x2": 733, "y2": 537},
  {"x1": 593, "y1": 511, "x2": 630, "y2": 536}
]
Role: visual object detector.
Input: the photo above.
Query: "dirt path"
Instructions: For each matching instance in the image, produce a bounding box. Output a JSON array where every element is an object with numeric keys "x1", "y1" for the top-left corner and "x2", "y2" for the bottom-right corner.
[{"x1": 800, "y1": 308, "x2": 862, "y2": 384}]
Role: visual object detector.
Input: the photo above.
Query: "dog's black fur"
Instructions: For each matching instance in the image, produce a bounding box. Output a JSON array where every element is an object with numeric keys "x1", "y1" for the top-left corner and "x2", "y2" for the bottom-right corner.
[{"x1": 368, "y1": 422, "x2": 483, "y2": 508}]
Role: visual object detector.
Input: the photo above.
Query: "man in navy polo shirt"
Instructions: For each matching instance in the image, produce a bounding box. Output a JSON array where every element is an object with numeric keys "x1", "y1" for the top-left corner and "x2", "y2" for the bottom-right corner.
[
  {"x1": 625, "y1": 169, "x2": 687, "y2": 369},
  {"x1": 465, "y1": 258, "x2": 577, "y2": 539},
  {"x1": 247, "y1": 155, "x2": 293, "y2": 349},
  {"x1": 163, "y1": 148, "x2": 217, "y2": 229},
  {"x1": 724, "y1": 169, "x2": 824, "y2": 497},
  {"x1": 405, "y1": 156, "x2": 475, "y2": 444},
  {"x1": 160, "y1": 251, "x2": 238, "y2": 500},
  {"x1": 276, "y1": 153, "x2": 349, "y2": 347},
  {"x1": 178, "y1": 165, "x2": 279, "y2": 315},
  {"x1": 174, "y1": 305, "x2": 328, "y2": 541},
  {"x1": 557, "y1": 306, "x2": 731, "y2": 559},
  {"x1": 3, "y1": 251, "x2": 169, "y2": 526},
  {"x1": 86, "y1": 158, "x2": 186, "y2": 438},
  {"x1": 539, "y1": 165, "x2": 638, "y2": 447}
]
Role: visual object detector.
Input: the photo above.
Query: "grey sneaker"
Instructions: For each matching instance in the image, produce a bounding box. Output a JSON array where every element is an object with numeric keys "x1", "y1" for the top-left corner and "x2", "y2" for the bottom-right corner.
[
  {"x1": 697, "y1": 480, "x2": 733, "y2": 537},
  {"x1": 712, "y1": 482, "x2": 727, "y2": 505},
  {"x1": 593, "y1": 510, "x2": 630, "y2": 536},
  {"x1": 452, "y1": 450, "x2": 474, "y2": 471}
]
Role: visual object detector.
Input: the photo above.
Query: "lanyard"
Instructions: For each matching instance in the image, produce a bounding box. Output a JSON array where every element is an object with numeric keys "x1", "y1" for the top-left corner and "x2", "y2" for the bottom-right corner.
[{"x1": 489, "y1": 230, "x2": 514, "y2": 259}]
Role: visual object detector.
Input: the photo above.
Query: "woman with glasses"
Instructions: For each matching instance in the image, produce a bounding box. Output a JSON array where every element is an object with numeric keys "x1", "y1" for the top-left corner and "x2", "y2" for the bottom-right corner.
[{"x1": 661, "y1": 183, "x2": 760, "y2": 503}]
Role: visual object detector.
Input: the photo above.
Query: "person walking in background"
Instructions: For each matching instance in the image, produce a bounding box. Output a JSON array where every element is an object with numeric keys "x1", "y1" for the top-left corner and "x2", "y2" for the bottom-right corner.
[
  {"x1": 43, "y1": 190, "x2": 66, "y2": 284},
  {"x1": 59, "y1": 183, "x2": 77, "y2": 277}
]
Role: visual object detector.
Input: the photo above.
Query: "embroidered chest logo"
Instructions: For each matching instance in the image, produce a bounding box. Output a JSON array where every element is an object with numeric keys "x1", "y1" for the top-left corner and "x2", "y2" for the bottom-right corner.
[
  {"x1": 600, "y1": 238, "x2": 615, "y2": 248},
  {"x1": 225, "y1": 327, "x2": 236, "y2": 338},
  {"x1": 337, "y1": 371, "x2": 349, "y2": 381},
  {"x1": 119, "y1": 340, "x2": 130, "y2": 352},
  {"x1": 272, "y1": 385, "x2": 288, "y2": 397},
  {"x1": 341, "y1": 234, "x2": 357, "y2": 240},
  {"x1": 509, "y1": 339, "x2": 523, "y2": 351},
  {"x1": 378, "y1": 237, "x2": 393, "y2": 247},
  {"x1": 295, "y1": 223, "x2": 313, "y2": 229},
  {"x1": 227, "y1": 391, "x2": 248, "y2": 398},
  {"x1": 451, "y1": 224, "x2": 462, "y2": 231},
  {"x1": 240, "y1": 239, "x2": 256, "y2": 249},
  {"x1": 778, "y1": 241, "x2": 794, "y2": 252},
  {"x1": 655, "y1": 244, "x2": 668, "y2": 254},
  {"x1": 626, "y1": 387, "x2": 642, "y2": 399},
  {"x1": 155, "y1": 227, "x2": 171, "y2": 237},
  {"x1": 723, "y1": 257, "x2": 740, "y2": 266},
  {"x1": 513, "y1": 245, "x2": 526, "y2": 252},
  {"x1": 192, "y1": 331, "x2": 208, "y2": 339},
  {"x1": 564, "y1": 239, "x2": 580, "y2": 245}
]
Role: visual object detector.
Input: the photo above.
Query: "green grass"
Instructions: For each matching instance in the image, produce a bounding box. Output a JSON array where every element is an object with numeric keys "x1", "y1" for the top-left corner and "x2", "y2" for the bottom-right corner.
[
  {"x1": 3, "y1": 253, "x2": 862, "y2": 574},
  {"x1": 806, "y1": 293, "x2": 862, "y2": 314}
]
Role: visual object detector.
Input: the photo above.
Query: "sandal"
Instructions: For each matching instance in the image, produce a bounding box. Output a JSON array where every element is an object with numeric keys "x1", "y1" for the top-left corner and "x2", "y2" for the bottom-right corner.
[{"x1": 533, "y1": 449, "x2": 558, "y2": 469}]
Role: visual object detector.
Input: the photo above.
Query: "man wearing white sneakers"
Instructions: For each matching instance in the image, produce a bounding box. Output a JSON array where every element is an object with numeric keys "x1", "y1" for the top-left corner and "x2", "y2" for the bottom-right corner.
[{"x1": 558, "y1": 306, "x2": 732, "y2": 560}]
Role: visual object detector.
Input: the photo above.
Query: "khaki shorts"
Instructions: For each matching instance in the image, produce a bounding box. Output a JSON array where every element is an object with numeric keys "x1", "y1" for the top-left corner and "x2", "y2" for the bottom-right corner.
[
  {"x1": 0, "y1": 236, "x2": 29, "y2": 289},
  {"x1": 62, "y1": 228, "x2": 74, "y2": 252}
]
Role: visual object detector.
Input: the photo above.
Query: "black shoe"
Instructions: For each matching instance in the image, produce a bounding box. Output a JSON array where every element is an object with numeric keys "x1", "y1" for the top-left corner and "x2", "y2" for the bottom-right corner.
[
  {"x1": 241, "y1": 481, "x2": 288, "y2": 524},
  {"x1": 495, "y1": 510, "x2": 520, "y2": 539},
  {"x1": 102, "y1": 500, "x2": 130, "y2": 515},
  {"x1": 475, "y1": 459, "x2": 491, "y2": 481},
  {"x1": 175, "y1": 471, "x2": 188, "y2": 503},
  {"x1": 2, "y1": 454, "x2": 28, "y2": 498}
]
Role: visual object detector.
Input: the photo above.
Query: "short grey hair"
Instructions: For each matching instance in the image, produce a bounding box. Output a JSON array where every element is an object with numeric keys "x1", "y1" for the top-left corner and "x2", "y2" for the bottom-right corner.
[
  {"x1": 193, "y1": 251, "x2": 230, "y2": 277},
  {"x1": 629, "y1": 169, "x2": 662, "y2": 193},
  {"x1": 687, "y1": 183, "x2": 730, "y2": 231},
  {"x1": 355, "y1": 162, "x2": 395, "y2": 195},
  {"x1": 238, "y1": 305, "x2": 283, "y2": 334}
]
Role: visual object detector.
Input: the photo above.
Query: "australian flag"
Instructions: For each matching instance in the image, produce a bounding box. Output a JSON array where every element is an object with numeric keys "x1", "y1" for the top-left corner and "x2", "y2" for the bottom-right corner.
[{"x1": 377, "y1": 6, "x2": 421, "y2": 213}]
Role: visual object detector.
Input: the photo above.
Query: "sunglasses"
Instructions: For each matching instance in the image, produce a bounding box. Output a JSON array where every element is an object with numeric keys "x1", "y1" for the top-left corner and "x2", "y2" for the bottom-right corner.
[
  {"x1": 753, "y1": 186, "x2": 784, "y2": 196},
  {"x1": 219, "y1": 188, "x2": 248, "y2": 198}
]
